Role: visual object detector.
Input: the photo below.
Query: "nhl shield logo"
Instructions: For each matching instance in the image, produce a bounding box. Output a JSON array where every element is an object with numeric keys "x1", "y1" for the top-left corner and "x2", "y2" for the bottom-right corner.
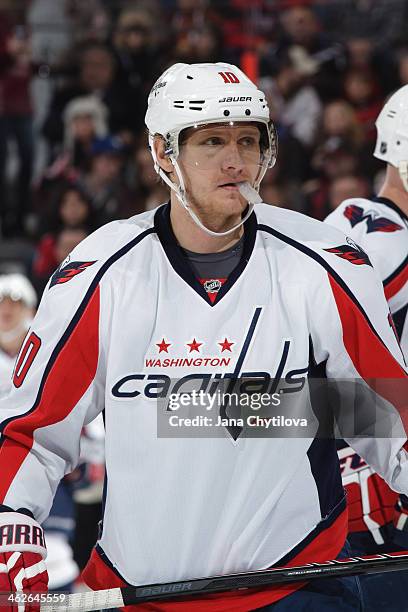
[{"x1": 204, "y1": 279, "x2": 222, "y2": 293}]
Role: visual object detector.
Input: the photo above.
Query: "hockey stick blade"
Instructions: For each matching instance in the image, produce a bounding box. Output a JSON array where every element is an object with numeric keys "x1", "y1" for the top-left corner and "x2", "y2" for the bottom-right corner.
[{"x1": 40, "y1": 551, "x2": 408, "y2": 611}]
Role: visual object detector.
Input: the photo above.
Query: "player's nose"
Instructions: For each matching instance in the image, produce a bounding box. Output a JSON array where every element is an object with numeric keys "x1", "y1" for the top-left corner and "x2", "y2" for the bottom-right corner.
[{"x1": 221, "y1": 141, "x2": 245, "y2": 172}]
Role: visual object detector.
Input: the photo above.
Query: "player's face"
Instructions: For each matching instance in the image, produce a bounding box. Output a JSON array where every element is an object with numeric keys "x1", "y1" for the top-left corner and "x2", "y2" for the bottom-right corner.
[
  {"x1": 177, "y1": 123, "x2": 262, "y2": 228},
  {"x1": 0, "y1": 296, "x2": 27, "y2": 332}
]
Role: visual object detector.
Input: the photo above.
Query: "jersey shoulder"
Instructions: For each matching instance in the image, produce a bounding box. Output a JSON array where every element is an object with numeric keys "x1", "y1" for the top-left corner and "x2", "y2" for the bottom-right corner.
[
  {"x1": 326, "y1": 197, "x2": 407, "y2": 234},
  {"x1": 255, "y1": 202, "x2": 351, "y2": 249},
  {"x1": 37, "y1": 209, "x2": 158, "y2": 317},
  {"x1": 65, "y1": 208, "x2": 158, "y2": 263},
  {"x1": 325, "y1": 198, "x2": 408, "y2": 282},
  {"x1": 254, "y1": 202, "x2": 383, "y2": 301},
  {"x1": 51, "y1": 208, "x2": 158, "y2": 281}
]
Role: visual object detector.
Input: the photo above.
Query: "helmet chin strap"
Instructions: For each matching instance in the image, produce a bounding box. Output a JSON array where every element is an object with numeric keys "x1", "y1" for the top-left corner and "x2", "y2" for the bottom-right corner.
[
  {"x1": 163, "y1": 156, "x2": 262, "y2": 237},
  {"x1": 399, "y1": 161, "x2": 408, "y2": 192}
]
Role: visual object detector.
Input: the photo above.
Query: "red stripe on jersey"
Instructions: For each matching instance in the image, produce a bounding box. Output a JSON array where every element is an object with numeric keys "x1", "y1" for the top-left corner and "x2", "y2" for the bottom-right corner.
[
  {"x1": 0, "y1": 286, "x2": 100, "y2": 501},
  {"x1": 327, "y1": 274, "x2": 408, "y2": 430},
  {"x1": 384, "y1": 263, "x2": 408, "y2": 300},
  {"x1": 82, "y1": 510, "x2": 347, "y2": 611}
]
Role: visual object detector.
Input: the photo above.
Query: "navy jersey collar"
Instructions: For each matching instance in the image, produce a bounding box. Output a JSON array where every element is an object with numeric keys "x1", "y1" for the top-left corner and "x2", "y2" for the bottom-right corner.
[{"x1": 154, "y1": 202, "x2": 258, "y2": 306}]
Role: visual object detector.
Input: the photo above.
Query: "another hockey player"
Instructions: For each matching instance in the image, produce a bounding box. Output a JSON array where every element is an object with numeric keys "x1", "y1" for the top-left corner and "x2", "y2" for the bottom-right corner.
[
  {"x1": 325, "y1": 85, "x2": 408, "y2": 610},
  {"x1": 0, "y1": 63, "x2": 407, "y2": 611},
  {"x1": 0, "y1": 274, "x2": 36, "y2": 397}
]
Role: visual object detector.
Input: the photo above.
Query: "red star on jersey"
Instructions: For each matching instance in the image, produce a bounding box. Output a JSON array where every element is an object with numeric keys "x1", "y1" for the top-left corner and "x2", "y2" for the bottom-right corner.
[
  {"x1": 156, "y1": 338, "x2": 171, "y2": 353},
  {"x1": 186, "y1": 338, "x2": 202, "y2": 353},
  {"x1": 218, "y1": 338, "x2": 234, "y2": 352}
]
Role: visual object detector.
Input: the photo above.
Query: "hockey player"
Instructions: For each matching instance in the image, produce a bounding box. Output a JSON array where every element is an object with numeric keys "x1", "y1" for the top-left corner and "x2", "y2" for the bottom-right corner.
[
  {"x1": 0, "y1": 63, "x2": 407, "y2": 612},
  {"x1": 0, "y1": 274, "x2": 37, "y2": 397},
  {"x1": 325, "y1": 85, "x2": 408, "y2": 610},
  {"x1": 0, "y1": 274, "x2": 79, "y2": 595}
]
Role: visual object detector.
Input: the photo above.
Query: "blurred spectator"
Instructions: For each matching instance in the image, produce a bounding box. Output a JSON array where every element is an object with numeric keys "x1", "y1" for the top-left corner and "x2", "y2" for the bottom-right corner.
[
  {"x1": 275, "y1": 1, "x2": 344, "y2": 100},
  {"x1": 78, "y1": 135, "x2": 136, "y2": 226},
  {"x1": 63, "y1": 96, "x2": 108, "y2": 169},
  {"x1": 345, "y1": 37, "x2": 374, "y2": 72},
  {"x1": 313, "y1": 137, "x2": 360, "y2": 180},
  {"x1": 41, "y1": 95, "x2": 108, "y2": 186},
  {"x1": 65, "y1": 0, "x2": 111, "y2": 43},
  {"x1": 33, "y1": 184, "x2": 93, "y2": 286},
  {"x1": 34, "y1": 95, "x2": 108, "y2": 218},
  {"x1": 343, "y1": 69, "x2": 383, "y2": 142},
  {"x1": 327, "y1": 174, "x2": 370, "y2": 212},
  {"x1": 320, "y1": 99, "x2": 380, "y2": 179},
  {"x1": 0, "y1": 18, "x2": 34, "y2": 236},
  {"x1": 43, "y1": 41, "x2": 141, "y2": 155},
  {"x1": 171, "y1": 0, "x2": 221, "y2": 38},
  {"x1": 54, "y1": 226, "x2": 89, "y2": 268},
  {"x1": 322, "y1": 99, "x2": 363, "y2": 146},
  {"x1": 215, "y1": 0, "x2": 276, "y2": 68},
  {"x1": 56, "y1": 183, "x2": 93, "y2": 230},
  {"x1": 305, "y1": 136, "x2": 361, "y2": 219},
  {"x1": 316, "y1": 0, "x2": 407, "y2": 51},
  {"x1": 172, "y1": 21, "x2": 222, "y2": 64},
  {"x1": 279, "y1": 2, "x2": 326, "y2": 52},
  {"x1": 259, "y1": 47, "x2": 322, "y2": 148},
  {"x1": 113, "y1": 5, "x2": 163, "y2": 99},
  {"x1": 397, "y1": 47, "x2": 408, "y2": 86}
]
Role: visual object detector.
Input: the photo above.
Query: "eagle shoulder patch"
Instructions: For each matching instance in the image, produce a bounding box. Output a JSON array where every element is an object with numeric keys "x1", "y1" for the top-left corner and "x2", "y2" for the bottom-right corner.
[
  {"x1": 324, "y1": 238, "x2": 372, "y2": 267},
  {"x1": 344, "y1": 204, "x2": 403, "y2": 233},
  {"x1": 50, "y1": 261, "x2": 96, "y2": 288}
]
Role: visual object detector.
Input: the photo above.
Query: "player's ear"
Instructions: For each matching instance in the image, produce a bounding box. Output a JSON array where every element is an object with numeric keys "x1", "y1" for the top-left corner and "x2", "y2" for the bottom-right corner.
[{"x1": 153, "y1": 136, "x2": 174, "y2": 174}]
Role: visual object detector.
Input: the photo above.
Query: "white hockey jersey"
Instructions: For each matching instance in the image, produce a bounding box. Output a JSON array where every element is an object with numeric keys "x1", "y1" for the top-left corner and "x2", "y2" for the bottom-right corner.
[
  {"x1": 326, "y1": 196, "x2": 408, "y2": 545},
  {"x1": 0, "y1": 350, "x2": 14, "y2": 398},
  {"x1": 0, "y1": 203, "x2": 407, "y2": 611},
  {"x1": 326, "y1": 196, "x2": 408, "y2": 357}
]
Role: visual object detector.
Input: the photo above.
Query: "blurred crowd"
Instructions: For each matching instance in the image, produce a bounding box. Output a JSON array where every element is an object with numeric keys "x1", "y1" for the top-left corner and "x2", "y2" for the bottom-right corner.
[
  {"x1": 1, "y1": 0, "x2": 408, "y2": 592},
  {"x1": 1, "y1": 0, "x2": 408, "y2": 288},
  {"x1": 1, "y1": 0, "x2": 408, "y2": 287}
]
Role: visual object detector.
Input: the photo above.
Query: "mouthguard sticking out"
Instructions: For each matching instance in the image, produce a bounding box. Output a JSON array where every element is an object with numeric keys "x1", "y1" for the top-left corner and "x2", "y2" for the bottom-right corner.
[{"x1": 238, "y1": 182, "x2": 263, "y2": 204}]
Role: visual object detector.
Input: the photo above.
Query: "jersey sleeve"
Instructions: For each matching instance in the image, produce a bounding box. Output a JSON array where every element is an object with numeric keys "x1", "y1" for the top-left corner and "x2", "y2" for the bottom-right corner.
[
  {"x1": 0, "y1": 250, "x2": 106, "y2": 523},
  {"x1": 308, "y1": 245, "x2": 408, "y2": 496}
]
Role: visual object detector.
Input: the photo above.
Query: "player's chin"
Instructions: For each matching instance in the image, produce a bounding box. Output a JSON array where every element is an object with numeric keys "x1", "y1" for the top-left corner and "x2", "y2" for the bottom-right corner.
[{"x1": 215, "y1": 189, "x2": 247, "y2": 212}]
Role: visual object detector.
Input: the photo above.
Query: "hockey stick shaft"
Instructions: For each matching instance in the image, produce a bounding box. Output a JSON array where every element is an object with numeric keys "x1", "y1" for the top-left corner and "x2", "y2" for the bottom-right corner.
[{"x1": 40, "y1": 551, "x2": 408, "y2": 611}]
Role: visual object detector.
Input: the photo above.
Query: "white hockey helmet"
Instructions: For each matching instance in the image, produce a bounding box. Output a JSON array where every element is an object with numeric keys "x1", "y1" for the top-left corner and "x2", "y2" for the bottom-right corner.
[
  {"x1": 374, "y1": 85, "x2": 408, "y2": 191},
  {"x1": 145, "y1": 62, "x2": 277, "y2": 236},
  {"x1": 0, "y1": 274, "x2": 37, "y2": 309}
]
